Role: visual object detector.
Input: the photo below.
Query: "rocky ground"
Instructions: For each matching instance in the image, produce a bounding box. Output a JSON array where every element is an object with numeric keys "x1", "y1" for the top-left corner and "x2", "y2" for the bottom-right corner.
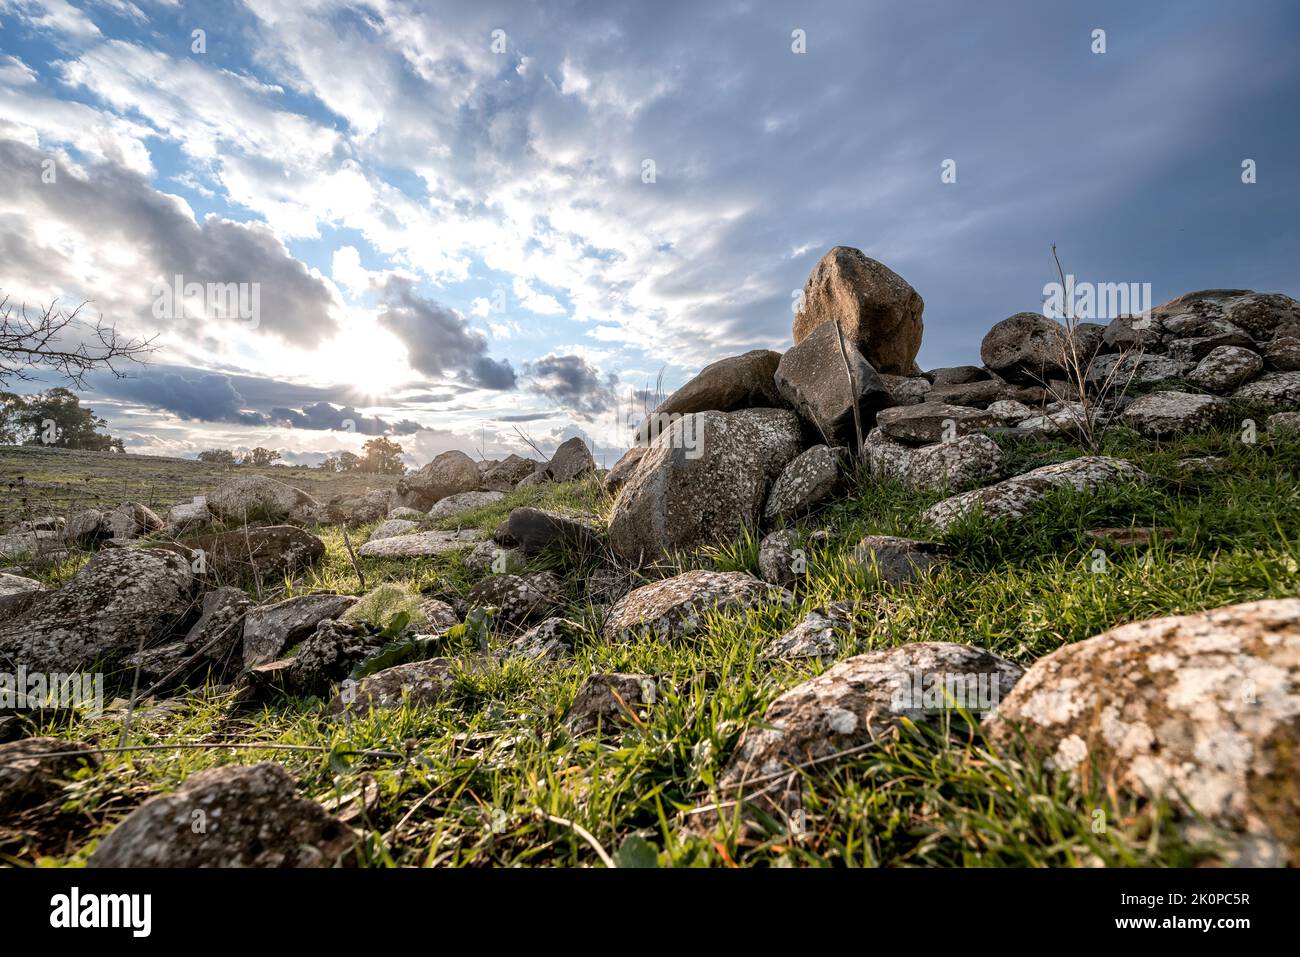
[{"x1": 3, "y1": 248, "x2": 1300, "y2": 868}]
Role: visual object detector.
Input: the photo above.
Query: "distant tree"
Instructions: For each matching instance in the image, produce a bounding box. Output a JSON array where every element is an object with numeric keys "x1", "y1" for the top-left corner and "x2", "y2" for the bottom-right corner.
[
  {"x1": 6, "y1": 387, "x2": 123, "y2": 450},
  {"x1": 197, "y1": 449, "x2": 237, "y2": 465},
  {"x1": 361, "y1": 436, "x2": 405, "y2": 474},
  {"x1": 1, "y1": 295, "x2": 155, "y2": 388},
  {"x1": 240, "y1": 447, "x2": 281, "y2": 467},
  {"x1": 320, "y1": 450, "x2": 363, "y2": 473}
]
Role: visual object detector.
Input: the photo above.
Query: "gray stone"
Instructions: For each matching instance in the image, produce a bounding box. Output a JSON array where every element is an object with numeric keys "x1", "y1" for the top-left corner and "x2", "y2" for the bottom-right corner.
[
  {"x1": 357, "y1": 528, "x2": 482, "y2": 558},
  {"x1": 854, "y1": 535, "x2": 946, "y2": 587},
  {"x1": 1232, "y1": 371, "x2": 1300, "y2": 407},
  {"x1": 0, "y1": 548, "x2": 196, "y2": 672},
  {"x1": 604, "y1": 570, "x2": 787, "y2": 642},
  {"x1": 981, "y1": 312, "x2": 1069, "y2": 383},
  {"x1": 463, "y1": 571, "x2": 565, "y2": 627},
  {"x1": 764, "y1": 610, "x2": 842, "y2": 664},
  {"x1": 107, "y1": 502, "x2": 164, "y2": 540},
  {"x1": 393, "y1": 450, "x2": 481, "y2": 510},
  {"x1": 880, "y1": 374, "x2": 932, "y2": 405},
  {"x1": 506, "y1": 507, "x2": 606, "y2": 556},
  {"x1": 985, "y1": 598, "x2": 1300, "y2": 867},
  {"x1": 763, "y1": 445, "x2": 841, "y2": 522},
  {"x1": 88, "y1": 762, "x2": 356, "y2": 867},
  {"x1": 1186, "y1": 345, "x2": 1264, "y2": 392},
  {"x1": 653, "y1": 349, "x2": 786, "y2": 418},
  {"x1": 775, "y1": 320, "x2": 894, "y2": 447},
  {"x1": 547, "y1": 437, "x2": 596, "y2": 483},
  {"x1": 481, "y1": 454, "x2": 541, "y2": 492},
  {"x1": 925, "y1": 456, "x2": 1147, "y2": 532},
  {"x1": 865, "y1": 430, "x2": 1002, "y2": 492},
  {"x1": 242, "y1": 593, "x2": 359, "y2": 668},
  {"x1": 876, "y1": 402, "x2": 998, "y2": 444},
  {"x1": 503, "y1": 617, "x2": 582, "y2": 662},
  {"x1": 427, "y1": 490, "x2": 505, "y2": 521},
  {"x1": 207, "y1": 475, "x2": 320, "y2": 524},
  {"x1": 1121, "y1": 391, "x2": 1228, "y2": 437},
  {"x1": 0, "y1": 737, "x2": 99, "y2": 814},
  {"x1": 167, "y1": 499, "x2": 211, "y2": 531},
  {"x1": 603, "y1": 446, "x2": 646, "y2": 496},
  {"x1": 1266, "y1": 411, "x2": 1300, "y2": 435},
  {"x1": 123, "y1": 586, "x2": 251, "y2": 687},
  {"x1": 565, "y1": 673, "x2": 657, "y2": 735},
  {"x1": 0, "y1": 572, "x2": 45, "y2": 622},
  {"x1": 368, "y1": 518, "x2": 418, "y2": 542},
  {"x1": 608, "y1": 408, "x2": 802, "y2": 564},
  {"x1": 181, "y1": 525, "x2": 325, "y2": 582}
]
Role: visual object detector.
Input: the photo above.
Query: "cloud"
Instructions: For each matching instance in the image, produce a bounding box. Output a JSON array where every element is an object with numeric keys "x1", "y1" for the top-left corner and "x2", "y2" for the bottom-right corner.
[
  {"x1": 376, "y1": 276, "x2": 516, "y2": 390},
  {"x1": 270, "y1": 401, "x2": 420, "y2": 435},
  {"x1": 94, "y1": 369, "x2": 268, "y2": 425},
  {"x1": 525, "y1": 353, "x2": 617, "y2": 417}
]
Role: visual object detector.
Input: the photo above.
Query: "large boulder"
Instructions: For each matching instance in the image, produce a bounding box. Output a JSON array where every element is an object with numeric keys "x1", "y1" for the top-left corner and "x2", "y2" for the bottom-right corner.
[
  {"x1": 1232, "y1": 371, "x2": 1300, "y2": 407},
  {"x1": 1120, "y1": 390, "x2": 1229, "y2": 437},
  {"x1": 985, "y1": 599, "x2": 1300, "y2": 866},
  {"x1": 603, "y1": 570, "x2": 786, "y2": 643},
  {"x1": 792, "y1": 246, "x2": 924, "y2": 375},
  {"x1": 774, "y1": 321, "x2": 893, "y2": 447},
  {"x1": 0, "y1": 548, "x2": 195, "y2": 672},
  {"x1": 393, "y1": 450, "x2": 480, "y2": 510},
  {"x1": 546, "y1": 437, "x2": 597, "y2": 483},
  {"x1": 924, "y1": 456, "x2": 1146, "y2": 533},
  {"x1": 181, "y1": 525, "x2": 325, "y2": 583},
  {"x1": 88, "y1": 763, "x2": 357, "y2": 867},
  {"x1": 206, "y1": 475, "x2": 320, "y2": 525},
  {"x1": 481, "y1": 454, "x2": 540, "y2": 492},
  {"x1": 653, "y1": 349, "x2": 786, "y2": 418},
  {"x1": 608, "y1": 408, "x2": 802, "y2": 564},
  {"x1": 980, "y1": 312, "x2": 1068, "y2": 383},
  {"x1": 711, "y1": 643, "x2": 1023, "y2": 820},
  {"x1": 603, "y1": 446, "x2": 646, "y2": 496},
  {"x1": 506, "y1": 507, "x2": 606, "y2": 556},
  {"x1": 864, "y1": 430, "x2": 1002, "y2": 492}
]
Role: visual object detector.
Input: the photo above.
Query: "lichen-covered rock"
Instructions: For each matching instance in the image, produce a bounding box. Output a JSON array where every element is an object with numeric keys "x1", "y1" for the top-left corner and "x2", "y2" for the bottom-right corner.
[
  {"x1": 792, "y1": 246, "x2": 924, "y2": 375},
  {"x1": 757, "y1": 528, "x2": 812, "y2": 587},
  {"x1": 1232, "y1": 371, "x2": 1300, "y2": 407},
  {"x1": 603, "y1": 570, "x2": 787, "y2": 642},
  {"x1": 764, "y1": 610, "x2": 843, "y2": 664},
  {"x1": 0, "y1": 737, "x2": 99, "y2": 814},
  {"x1": 63, "y1": 508, "x2": 109, "y2": 546},
  {"x1": 463, "y1": 572, "x2": 564, "y2": 627},
  {"x1": 1266, "y1": 411, "x2": 1300, "y2": 435},
  {"x1": 356, "y1": 528, "x2": 482, "y2": 558},
  {"x1": 0, "y1": 547, "x2": 195, "y2": 672},
  {"x1": 88, "y1": 762, "x2": 356, "y2": 867},
  {"x1": 393, "y1": 450, "x2": 480, "y2": 510},
  {"x1": 0, "y1": 529, "x2": 60, "y2": 560},
  {"x1": 603, "y1": 446, "x2": 646, "y2": 496},
  {"x1": 1086, "y1": 352, "x2": 1190, "y2": 387},
  {"x1": 985, "y1": 399, "x2": 1034, "y2": 424},
  {"x1": 273, "y1": 619, "x2": 388, "y2": 697},
  {"x1": 182, "y1": 525, "x2": 325, "y2": 583},
  {"x1": 925, "y1": 456, "x2": 1147, "y2": 532},
  {"x1": 507, "y1": 507, "x2": 606, "y2": 556},
  {"x1": 481, "y1": 454, "x2": 541, "y2": 492},
  {"x1": 984, "y1": 598, "x2": 1300, "y2": 866},
  {"x1": 608, "y1": 408, "x2": 802, "y2": 564},
  {"x1": 502, "y1": 617, "x2": 582, "y2": 662},
  {"x1": 980, "y1": 312, "x2": 1068, "y2": 383},
  {"x1": 367, "y1": 518, "x2": 418, "y2": 542},
  {"x1": 0, "y1": 572, "x2": 44, "y2": 623},
  {"x1": 387, "y1": 506, "x2": 424, "y2": 520},
  {"x1": 565, "y1": 673, "x2": 657, "y2": 735},
  {"x1": 881, "y1": 374, "x2": 932, "y2": 406},
  {"x1": 1221, "y1": 292, "x2": 1300, "y2": 340},
  {"x1": 763, "y1": 445, "x2": 841, "y2": 522},
  {"x1": 547, "y1": 436, "x2": 596, "y2": 483},
  {"x1": 876, "y1": 402, "x2": 998, "y2": 444},
  {"x1": 866, "y1": 431, "x2": 1002, "y2": 492},
  {"x1": 107, "y1": 502, "x2": 164, "y2": 540},
  {"x1": 167, "y1": 499, "x2": 211, "y2": 532},
  {"x1": 854, "y1": 535, "x2": 946, "y2": 587},
  {"x1": 774, "y1": 320, "x2": 894, "y2": 447},
  {"x1": 428, "y1": 490, "x2": 505, "y2": 521},
  {"x1": 1264, "y1": 336, "x2": 1300, "y2": 372},
  {"x1": 653, "y1": 349, "x2": 786, "y2": 417},
  {"x1": 124, "y1": 586, "x2": 251, "y2": 687},
  {"x1": 465, "y1": 540, "x2": 524, "y2": 576},
  {"x1": 324, "y1": 489, "x2": 392, "y2": 524},
  {"x1": 926, "y1": 379, "x2": 1007, "y2": 409},
  {"x1": 207, "y1": 475, "x2": 320, "y2": 524},
  {"x1": 1101, "y1": 311, "x2": 1164, "y2": 352},
  {"x1": 242, "y1": 593, "x2": 358, "y2": 668},
  {"x1": 330, "y1": 656, "x2": 479, "y2": 715},
  {"x1": 1121, "y1": 390, "x2": 1228, "y2": 437},
  {"x1": 713, "y1": 643, "x2": 1023, "y2": 817},
  {"x1": 1016, "y1": 401, "x2": 1089, "y2": 437},
  {"x1": 1186, "y1": 345, "x2": 1264, "y2": 392},
  {"x1": 927, "y1": 365, "x2": 991, "y2": 387}
]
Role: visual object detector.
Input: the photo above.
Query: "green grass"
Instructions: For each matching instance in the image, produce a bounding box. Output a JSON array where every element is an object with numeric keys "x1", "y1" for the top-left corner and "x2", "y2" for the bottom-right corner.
[{"x1": 4, "y1": 424, "x2": 1299, "y2": 867}]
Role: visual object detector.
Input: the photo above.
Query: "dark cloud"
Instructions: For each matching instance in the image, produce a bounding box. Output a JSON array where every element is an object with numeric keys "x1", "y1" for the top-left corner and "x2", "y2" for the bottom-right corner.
[
  {"x1": 0, "y1": 139, "x2": 339, "y2": 346},
  {"x1": 270, "y1": 401, "x2": 420, "y2": 435},
  {"x1": 525, "y1": 353, "x2": 617, "y2": 417},
  {"x1": 96, "y1": 369, "x2": 269, "y2": 425},
  {"x1": 377, "y1": 276, "x2": 516, "y2": 390}
]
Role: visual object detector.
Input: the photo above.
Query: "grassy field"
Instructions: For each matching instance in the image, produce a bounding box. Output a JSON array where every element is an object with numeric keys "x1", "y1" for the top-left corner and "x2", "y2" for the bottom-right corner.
[
  {"x1": 4, "y1": 422, "x2": 1300, "y2": 868},
  {"x1": 0, "y1": 445, "x2": 400, "y2": 529}
]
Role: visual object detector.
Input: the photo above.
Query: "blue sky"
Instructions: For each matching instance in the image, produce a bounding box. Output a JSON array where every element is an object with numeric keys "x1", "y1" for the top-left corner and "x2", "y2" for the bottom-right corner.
[{"x1": 1, "y1": 0, "x2": 1298, "y2": 467}]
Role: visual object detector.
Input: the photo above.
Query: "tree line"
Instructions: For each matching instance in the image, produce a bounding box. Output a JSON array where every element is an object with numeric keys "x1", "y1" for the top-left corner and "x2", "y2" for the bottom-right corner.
[{"x1": 196, "y1": 436, "x2": 406, "y2": 474}]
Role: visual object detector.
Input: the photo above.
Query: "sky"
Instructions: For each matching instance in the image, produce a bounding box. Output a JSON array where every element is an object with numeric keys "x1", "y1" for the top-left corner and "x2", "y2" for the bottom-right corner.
[{"x1": 1, "y1": 0, "x2": 1298, "y2": 468}]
